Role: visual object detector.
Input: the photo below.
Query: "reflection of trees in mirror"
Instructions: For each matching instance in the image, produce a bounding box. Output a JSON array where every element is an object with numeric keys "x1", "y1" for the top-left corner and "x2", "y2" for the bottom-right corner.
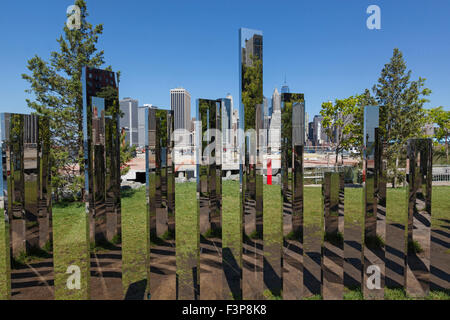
[
  {"x1": 364, "y1": 234, "x2": 385, "y2": 250},
  {"x1": 202, "y1": 227, "x2": 222, "y2": 239},
  {"x1": 242, "y1": 54, "x2": 262, "y2": 131},
  {"x1": 284, "y1": 229, "x2": 303, "y2": 241},
  {"x1": 263, "y1": 289, "x2": 282, "y2": 300},
  {"x1": 11, "y1": 245, "x2": 52, "y2": 268},
  {"x1": 408, "y1": 240, "x2": 423, "y2": 254},
  {"x1": 324, "y1": 231, "x2": 344, "y2": 247}
]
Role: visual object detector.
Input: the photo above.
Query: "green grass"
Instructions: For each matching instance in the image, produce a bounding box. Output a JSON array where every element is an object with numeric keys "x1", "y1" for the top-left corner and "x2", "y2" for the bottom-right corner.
[{"x1": 0, "y1": 183, "x2": 449, "y2": 300}]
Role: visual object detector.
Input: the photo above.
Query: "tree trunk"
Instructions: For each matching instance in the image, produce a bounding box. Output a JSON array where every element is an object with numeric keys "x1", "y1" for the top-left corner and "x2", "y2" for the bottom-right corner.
[
  {"x1": 393, "y1": 156, "x2": 399, "y2": 189},
  {"x1": 335, "y1": 148, "x2": 339, "y2": 168},
  {"x1": 446, "y1": 135, "x2": 449, "y2": 163}
]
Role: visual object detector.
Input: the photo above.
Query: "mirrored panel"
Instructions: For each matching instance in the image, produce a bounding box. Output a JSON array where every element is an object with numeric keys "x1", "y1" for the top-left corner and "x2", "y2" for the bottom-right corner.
[
  {"x1": 362, "y1": 106, "x2": 385, "y2": 299},
  {"x1": 0, "y1": 113, "x2": 53, "y2": 300},
  {"x1": 239, "y1": 27, "x2": 264, "y2": 300},
  {"x1": 343, "y1": 166, "x2": 364, "y2": 297},
  {"x1": 322, "y1": 171, "x2": 344, "y2": 299},
  {"x1": 281, "y1": 93, "x2": 305, "y2": 299},
  {"x1": 303, "y1": 174, "x2": 323, "y2": 298},
  {"x1": 147, "y1": 108, "x2": 177, "y2": 299},
  {"x1": 406, "y1": 139, "x2": 432, "y2": 297},
  {"x1": 385, "y1": 142, "x2": 407, "y2": 292},
  {"x1": 120, "y1": 104, "x2": 149, "y2": 300},
  {"x1": 220, "y1": 99, "x2": 242, "y2": 300},
  {"x1": 82, "y1": 67, "x2": 122, "y2": 299},
  {"x1": 197, "y1": 99, "x2": 222, "y2": 299}
]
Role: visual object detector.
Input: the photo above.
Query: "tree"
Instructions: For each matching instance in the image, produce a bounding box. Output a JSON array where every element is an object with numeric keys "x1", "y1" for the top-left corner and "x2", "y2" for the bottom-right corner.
[
  {"x1": 427, "y1": 106, "x2": 450, "y2": 163},
  {"x1": 22, "y1": 0, "x2": 114, "y2": 199},
  {"x1": 372, "y1": 48, "x2": 431, "y2": 187},
  {"x1": 320, "y1": 96, "x2": 362, "y2": 166}
]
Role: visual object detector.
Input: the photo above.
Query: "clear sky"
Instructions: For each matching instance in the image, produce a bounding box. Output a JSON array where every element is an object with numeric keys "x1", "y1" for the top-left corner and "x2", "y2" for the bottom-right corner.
[{"x1": 1, "y1": 0, "x2": 449, "y2": 121}]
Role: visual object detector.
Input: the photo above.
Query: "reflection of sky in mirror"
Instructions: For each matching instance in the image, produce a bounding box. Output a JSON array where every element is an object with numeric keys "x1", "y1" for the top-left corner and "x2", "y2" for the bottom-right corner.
[
  {"x1": 239, "y1": 28, "x2": 263, "y2": 47},
  {"x1": 364, "y1": 106, "x2": 379, "y2": 144}
]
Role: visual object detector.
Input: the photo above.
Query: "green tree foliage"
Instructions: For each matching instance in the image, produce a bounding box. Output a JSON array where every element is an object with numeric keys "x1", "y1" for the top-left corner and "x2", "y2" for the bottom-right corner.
[
  {"x1": 242, "y1": 54, "x2": 263, "y2": 131},
  {"x1": 427, "y1": 106, "x2": 450, "y2": 163},
  {"x1": 120, "y1": 129, "x2": 136, "y2": 176},
  {"x1": 372, "y1": 48, "x2": 431, "y2": 187},
  {"x1": 22, "y1": 0, "x2": 117, "y2": 199},
  {"x1": 320, "y1": 96, "x2": 362, "y2": 166}
]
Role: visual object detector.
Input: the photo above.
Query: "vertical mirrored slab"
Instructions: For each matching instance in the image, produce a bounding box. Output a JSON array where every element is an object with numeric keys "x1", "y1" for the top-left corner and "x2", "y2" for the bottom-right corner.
[
  {"x1": 239, "y1": 27, "x2": 264, "y2": 300},
  {"x1": 197, "y1": 99, "x2": 222, "y2": 299},
  {"x1": 343, "y1": 166, "x2": 364, "y2": 297},
  {"x1": 0, "y1": 113, "x2": 54, "y2": 300},
  {"x1": 221, "y1": 98, "x2": 241, "y2": 300},
  {"x1": 406, "y1": 139, "x2": 432, "y2": 297},
  {"x1": 0, "y1": 113, "x2": 11, "y2": 299},
  {"x1": 362, "y1": 106, "x2": 385, "y2": 299},
  {"x1": 322, "y1": 171, "x2": 344, "y2": 299},
  {"x1": 430, "y1": 174, "x2": 449, "y2": 292},
  {"x1": 280, "y1": 93, "x2": 305, "y2": 299},
  {"x1": 82, "y1": 67, "x2": 122, "y2": 299},
  {"x1": 121, "y1": 106, "x2": 148, "y2": 300},
  {"x1": 385, "y1": 142, "x2": 408, "y2": 292},
  {"x1": 303, "y1": 173, "x2": 323, "y2": 298},
  {"x1": 147, "y1": 109, "x2": 177, "y2": 300}
]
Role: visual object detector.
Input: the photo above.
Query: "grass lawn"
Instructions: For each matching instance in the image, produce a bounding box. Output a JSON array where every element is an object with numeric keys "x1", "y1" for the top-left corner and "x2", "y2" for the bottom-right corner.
[{"x1": 0, "y1": 182, "x2": 448, "y2": 300}]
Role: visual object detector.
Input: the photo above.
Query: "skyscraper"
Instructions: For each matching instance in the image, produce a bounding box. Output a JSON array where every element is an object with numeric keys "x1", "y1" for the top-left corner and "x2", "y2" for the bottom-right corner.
[
  {"x1": 271, "y1": 88, "x2": 281, "y2": 112},
  {"x1": 220, "y1": 97, "x2": 232, "y2": 146},
  {"x1": 119, "y1": 97, "x2": 139, "y2": 146},
  {"x1": 170, "y1": 88, "x2": 191, "y2": 131},
  {"x1": 281, "y1": 78, "x2": 290, "y2": 94},
  {"x1": 138, "y1": 104, "x2": 156, "y2": 147}
]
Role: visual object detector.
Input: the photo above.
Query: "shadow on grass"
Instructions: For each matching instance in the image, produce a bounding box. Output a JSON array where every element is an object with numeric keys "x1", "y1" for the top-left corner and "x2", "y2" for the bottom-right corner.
[{"x1": 11, "y1": 243, "x2": 52, "y2": 269}]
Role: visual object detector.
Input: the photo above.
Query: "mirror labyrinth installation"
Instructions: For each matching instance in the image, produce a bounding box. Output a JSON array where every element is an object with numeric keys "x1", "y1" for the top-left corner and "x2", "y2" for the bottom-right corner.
[{"x1": 0, "y1": 28, "x2": 447, "y2": 300}]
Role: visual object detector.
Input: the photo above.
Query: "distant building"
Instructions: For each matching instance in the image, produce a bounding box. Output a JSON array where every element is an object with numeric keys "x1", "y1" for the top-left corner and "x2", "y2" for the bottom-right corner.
[
  {"x1": 171, "y1": 88, "x2": 191, "y2": 131},
  {"x1": 231, "y1": 109, "x2": 239, "y2": 151},
  {"x1": 242, "y1": 33, "x2": 263, "y2": 66},
  {"x1": 313, "y1": 115, "x2": 323, "y2": 146},
  {"x1": 281, "y1": 78, "x2": 290, "y2": 94},
  {"x1": 271, "y1": 88, "x2": 281, "y2": 113},
  {"x1": 137, "y1": 104, "x2": 156, "y2": 147},
  {"x1": 219, "y1": 97, "x2": 232, "y2": 146},
  {"x1": 120, "y1": 97, "x2": 139, "y2": 146},
  {"x1": 305, "y1": 112, "x2": 309, "y2": 143}
]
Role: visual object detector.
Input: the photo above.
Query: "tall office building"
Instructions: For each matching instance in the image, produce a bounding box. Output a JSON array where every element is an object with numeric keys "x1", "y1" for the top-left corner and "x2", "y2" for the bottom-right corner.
[
  {"x1": 231, "y1": 109, "x2": 239, "y2": 151},
  {"x1": 119, "y1": 97, "x2": 139, "y2": 146},
  {"x1": 313, "y1": 115, "x2": 323, "y2": 146},
  {"x1": 170, "y1": 88, "x2": 191, "y2": 131},
  {"x1": 271, "y1": 88, "x2": 281, "y2": 113},
  {"x1": 138, "y1": 104, "x2": 156, "y2": 147},
  {"x1": 305, "y1": 111, "x2": 309, "y2": 143},
  {"x1": 220, "y1": 97, "x2": 232, "y2": 146},
  {"x1": 242, "y1": 33, "x2": 263, "y2": 66},
  {"x1": 281, "y1": 78, "x2": 290, "y2": 94}
]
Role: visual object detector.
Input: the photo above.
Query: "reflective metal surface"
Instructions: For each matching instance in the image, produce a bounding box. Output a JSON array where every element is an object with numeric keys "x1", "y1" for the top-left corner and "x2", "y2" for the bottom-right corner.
[
  {"x1": 147, "y1": 108, "x2": 177, "y2": 300},
  {"x1": 82, "y1": 67, "x2": 122, "y2": 299},
  {"x1": 239, "y1": 28, "x2": 264, "y2": 299},
  {"x1": 362, "y1": 106, "x2": 385, "y2": 299},
  {"x1": 322, "y1": 171, "x2": 344, "y2": 299},
  {"x1": 0, "y1": 112, "x2": 53, "y2": 299},
  {"x1": 406, "y1": 139, "x2": 432, "y2": 297},
  {"x1": 197, "y1": 99, "x2": 222, "y2": 299},
  {"x1": 281, "y1": 93, "x2": 305, "y2": 299}
]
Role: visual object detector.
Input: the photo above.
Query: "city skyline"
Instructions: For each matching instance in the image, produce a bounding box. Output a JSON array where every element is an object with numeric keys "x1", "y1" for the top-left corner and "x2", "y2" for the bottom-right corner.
[{"x1": 1, "y1": 1, "x2": 449, "y2": 119}]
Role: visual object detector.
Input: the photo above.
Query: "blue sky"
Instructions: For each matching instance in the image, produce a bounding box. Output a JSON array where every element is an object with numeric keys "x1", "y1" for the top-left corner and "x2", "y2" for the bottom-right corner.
[{"x1": 1, "y1": 0, "x2": 449, "y2": 121}]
